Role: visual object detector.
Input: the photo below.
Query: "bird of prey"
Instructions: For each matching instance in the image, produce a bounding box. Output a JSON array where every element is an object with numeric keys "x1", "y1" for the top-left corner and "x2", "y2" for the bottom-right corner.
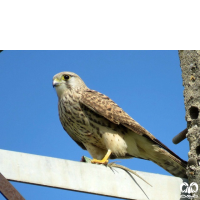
[{"x1": 53, "y1": 71, "x2": 187, "y2": 178}]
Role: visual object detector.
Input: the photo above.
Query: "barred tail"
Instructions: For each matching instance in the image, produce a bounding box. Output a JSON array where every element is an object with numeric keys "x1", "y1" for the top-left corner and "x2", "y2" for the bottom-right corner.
[{"x1": 148, "y1": 146, "x2": 187, "y2": 178}]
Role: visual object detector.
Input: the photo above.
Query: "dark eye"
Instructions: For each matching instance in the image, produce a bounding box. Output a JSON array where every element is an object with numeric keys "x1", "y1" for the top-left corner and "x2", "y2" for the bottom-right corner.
[{"x1": 63, "y1": 75, "x2": 70, "y2": 80}]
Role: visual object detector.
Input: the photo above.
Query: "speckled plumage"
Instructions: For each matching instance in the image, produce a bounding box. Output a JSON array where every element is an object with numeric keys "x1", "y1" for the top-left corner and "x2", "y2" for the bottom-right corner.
[{"x1": 53, "y1": 71, "x2": 187, "y2": 178}]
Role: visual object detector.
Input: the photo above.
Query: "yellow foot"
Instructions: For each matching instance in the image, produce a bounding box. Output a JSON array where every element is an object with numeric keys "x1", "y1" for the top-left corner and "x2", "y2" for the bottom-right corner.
[
  {"x1": 91, "y1": 158, "x2": 109, "y2": 165},
  {"x1": 91, "y1": 149, "x2": 112, "y2": 165}
]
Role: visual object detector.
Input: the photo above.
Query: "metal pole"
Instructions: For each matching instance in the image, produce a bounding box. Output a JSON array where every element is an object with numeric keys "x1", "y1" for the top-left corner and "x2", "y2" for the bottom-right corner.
[
  {"x1": 0, "y1": 173, "x2": 25, "y2": 200},
  {"x1": 172, "y1": 128, "x2": 187, "y2": 144},
  {"x1": 0, "y1": 149, "x2": 187, "y2": 200}
]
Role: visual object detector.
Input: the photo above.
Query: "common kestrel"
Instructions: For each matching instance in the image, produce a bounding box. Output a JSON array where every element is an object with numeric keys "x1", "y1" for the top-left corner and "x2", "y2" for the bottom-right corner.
[{"x1": 53, "y1": 71, "x2": 187, "y2": 178}]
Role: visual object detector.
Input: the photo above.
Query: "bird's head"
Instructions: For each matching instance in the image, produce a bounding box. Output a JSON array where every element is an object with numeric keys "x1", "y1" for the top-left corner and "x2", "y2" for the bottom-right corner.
[{"x1": 53, "y1": 72, "x2": 87, "y2": 98}]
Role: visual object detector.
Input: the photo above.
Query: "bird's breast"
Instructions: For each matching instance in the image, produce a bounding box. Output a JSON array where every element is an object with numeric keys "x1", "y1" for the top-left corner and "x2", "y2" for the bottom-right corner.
[
  {"x1": 58, "y1": 95, "x2": 103, "y2": 145},
  {"x1": 58, "y1": 93, "x2": 128, "y2": 151}
]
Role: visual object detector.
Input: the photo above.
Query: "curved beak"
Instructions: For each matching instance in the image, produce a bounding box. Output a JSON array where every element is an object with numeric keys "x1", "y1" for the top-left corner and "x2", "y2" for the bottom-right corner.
[{"x1": 52, "y1": 79, "x2": 60, "y2": 88}]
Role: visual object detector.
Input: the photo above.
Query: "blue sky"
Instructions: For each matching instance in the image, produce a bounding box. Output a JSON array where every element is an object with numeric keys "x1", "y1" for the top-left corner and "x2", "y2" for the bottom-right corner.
[{"x1": 0, "y1": 51, "x2": 188, "y2": 200}]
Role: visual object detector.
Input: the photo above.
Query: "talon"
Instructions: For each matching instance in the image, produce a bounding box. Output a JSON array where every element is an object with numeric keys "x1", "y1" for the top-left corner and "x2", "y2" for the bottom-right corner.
[
  {"x1": 91, "y1": 158, "x2": 109, "y2": 165},
  {"x1": 91, "y1": 149, "x2": 112, "y2": 165}
]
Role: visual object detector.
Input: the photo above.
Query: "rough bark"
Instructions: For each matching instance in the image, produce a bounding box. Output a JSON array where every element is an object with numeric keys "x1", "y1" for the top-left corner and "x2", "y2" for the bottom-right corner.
[{"x1": 179, "y1": 50, "x2": 200, "y2": 200}]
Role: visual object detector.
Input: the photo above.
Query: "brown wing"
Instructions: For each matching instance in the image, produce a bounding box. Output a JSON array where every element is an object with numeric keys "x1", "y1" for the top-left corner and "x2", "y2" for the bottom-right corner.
[
  {"x1": 80, "y1": 89, "x2": 156, "y2": 138},
  {"x1": 80, "y1": 89, "x2": 187, "y2": 164}
]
